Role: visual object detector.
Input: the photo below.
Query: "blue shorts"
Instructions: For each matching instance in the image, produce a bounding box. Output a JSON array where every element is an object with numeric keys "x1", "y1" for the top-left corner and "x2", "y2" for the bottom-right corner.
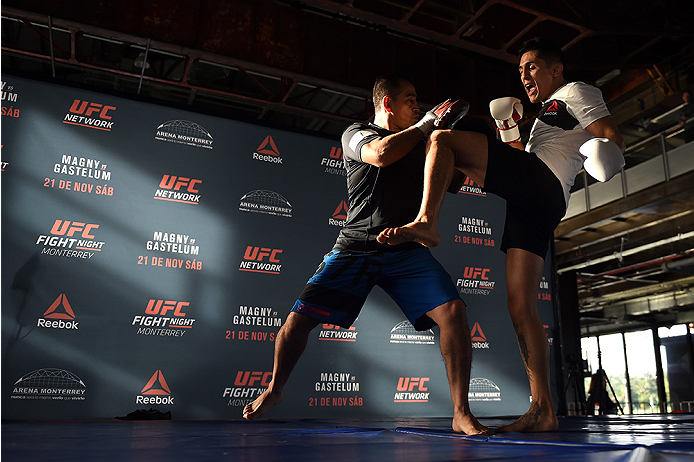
[{"x1": 291, "y1": 248, "x2": 461, "y2": 331}]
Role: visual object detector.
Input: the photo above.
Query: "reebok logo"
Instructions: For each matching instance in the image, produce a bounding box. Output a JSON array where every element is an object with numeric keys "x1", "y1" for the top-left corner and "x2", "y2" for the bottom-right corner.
[
  {"x1": 154, "y1": 174, "x2": 202, "y2": 205},
  {"x1": 394, "y1": 377, "x2": 430, "y2": 402},
  {"x1": 321, "y1": 146, "x2": 346, "y2": 175},
  {"x1": 63, "y1": 99, "x2": 116, "y2": 131},
  {"x1": 36, "y1": 219, "x2": 105, "y2": 259},
  {"x1": 137, "y1": 370, "x2": 174, "y2": 405},
  {"x1": 132, "y1": 299, "x2": 195, "y2": 337},
  {"x1": 328, "y1": 201, "x2": 349, "y2": 227},
  {"x1": 470, "y1": 322, "x2": 489, "y2": 349},
  {"x1": 546, "y1": 100, "x2": 559, "y2": 114},
  {"x1": 239, "y1": 246, "x2": 283, "y2": 274},
  {"x1": 37, "y1": 294, "x2": 79, "y2": 329},
  {"x1": 253, "y1": 136, "x2": 283, "y2": 164},
  {"x1": 43, "y1": 294, "x2": 76, "y2": 319}
]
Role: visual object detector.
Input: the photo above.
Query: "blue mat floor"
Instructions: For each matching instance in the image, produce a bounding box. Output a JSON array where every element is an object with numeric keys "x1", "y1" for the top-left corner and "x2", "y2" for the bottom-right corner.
[{"x1": 3, "y1": 415, "x2": 694, "y2": 461}]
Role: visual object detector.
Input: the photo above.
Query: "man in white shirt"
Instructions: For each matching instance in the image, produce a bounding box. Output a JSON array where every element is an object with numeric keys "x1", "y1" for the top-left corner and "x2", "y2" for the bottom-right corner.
[{"x1": 378, "y1": 37, "x2": 625, "y2": 433}]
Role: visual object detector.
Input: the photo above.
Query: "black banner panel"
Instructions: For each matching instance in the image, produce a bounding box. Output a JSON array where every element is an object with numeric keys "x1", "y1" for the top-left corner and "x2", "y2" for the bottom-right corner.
[{"x1": 1, "y1": 76, "x2": 558, "y2": 420}]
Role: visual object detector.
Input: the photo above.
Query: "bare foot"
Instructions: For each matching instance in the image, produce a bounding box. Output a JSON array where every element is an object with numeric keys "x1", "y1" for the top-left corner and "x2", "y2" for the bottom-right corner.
[
  {"x1": 453, "y1": 412, "x2": 492, "y2": 436},
  {"x1": 377, "y1": 222, "x2": 440, "y2": 247},
  {"x1": 495, "y1": 401, "x2": 558, "y2": 433},
  {"x1": 242, "y1": 388, "x2": 282, "y2": 420}
]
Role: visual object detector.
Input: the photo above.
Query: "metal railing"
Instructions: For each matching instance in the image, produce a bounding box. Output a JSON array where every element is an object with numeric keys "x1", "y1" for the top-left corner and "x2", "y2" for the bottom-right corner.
[{"x1": 564, "y1": 119, "x2": 694, "y2": 219}]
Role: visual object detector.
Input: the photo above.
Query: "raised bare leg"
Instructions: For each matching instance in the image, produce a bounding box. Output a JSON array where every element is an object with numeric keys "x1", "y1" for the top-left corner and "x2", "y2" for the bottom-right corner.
[
  {"x1": 496, "y1": 248, "x2": 558, "y2": 433},
  {"x1": 378, "y1": 130, "x2": 489, "y2": 247},
  {"x1": 243, "y1": 312, "x2": 320, "y2": 420},
  {"x1": 427, "y1": 300, "x2": 491, "y2": 435}
]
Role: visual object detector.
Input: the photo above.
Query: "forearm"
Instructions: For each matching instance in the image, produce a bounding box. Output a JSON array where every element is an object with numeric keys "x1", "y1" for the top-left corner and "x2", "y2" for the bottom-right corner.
[{"x1": 361, "y1": 126, "x2": 425, "y2": 167}]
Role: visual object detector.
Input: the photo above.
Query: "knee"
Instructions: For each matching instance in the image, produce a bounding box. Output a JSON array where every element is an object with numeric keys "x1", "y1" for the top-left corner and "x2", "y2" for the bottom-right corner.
[
  {"x1": 506, "y1": 294, "x2": 537, "y2": 322},
  {"x1": 430, "y1": 299, "x2": 467, "y2": 327},
  {"x1": 428, "y1": 129, "x2": 456, "y2": 149}
]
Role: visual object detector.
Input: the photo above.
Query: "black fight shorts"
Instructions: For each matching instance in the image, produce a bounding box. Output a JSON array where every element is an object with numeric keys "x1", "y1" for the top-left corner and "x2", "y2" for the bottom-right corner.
[{"x1": 483, "y1": 136, "x2": 566, "y2": 259}]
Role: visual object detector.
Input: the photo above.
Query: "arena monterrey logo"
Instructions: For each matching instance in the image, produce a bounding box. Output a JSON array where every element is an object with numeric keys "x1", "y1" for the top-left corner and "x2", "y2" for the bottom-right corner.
[
  {"x1": 239, "y1": 190, "x2": 292, "y2": 217},
  {"x1": 155, "y1": 120, "x2": 213, "y2": 149},
  {"x1": 11, "y1": 368, "x2": 86, "y2": 401}
]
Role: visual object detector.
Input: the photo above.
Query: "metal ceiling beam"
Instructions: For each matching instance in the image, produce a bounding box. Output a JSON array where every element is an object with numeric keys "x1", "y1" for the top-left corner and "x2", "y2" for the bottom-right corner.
[{"x1": 1, "y1": 6, "x2": 372, "y2": 125}]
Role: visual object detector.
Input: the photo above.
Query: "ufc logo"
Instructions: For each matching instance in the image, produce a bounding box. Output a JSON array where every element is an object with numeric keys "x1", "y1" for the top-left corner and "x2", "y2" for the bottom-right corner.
[
  {"x1": 234, "y1": 371, "x2": 272, "y2": 387},
  {"x1": 322, "y1": 323, "x2": 356, "y2": 331},
  {"x1": 69, "y1": 100, "x2": 116, "y2": 119},
  {"x1": 50, "y1": 220, "x2": 99, "y2": 239},
  {"x1": 329, "y1": 147, "x2": 343, "y2": 159},
  {"x1": 463, "y1": 267, "x2": 490, "y2": 280},
  {"x1": 159, "y1": 175, "x2": 202, "y2": 193},
  {"x1": 244, "y1": 246, "x2": 282, "y2": 262},
  {"x1": 145, "y1": 300, "x2": 188, "y2": 317},
  {"x1": 397, "y1": 377, "x2": 429, "y2": 392}
]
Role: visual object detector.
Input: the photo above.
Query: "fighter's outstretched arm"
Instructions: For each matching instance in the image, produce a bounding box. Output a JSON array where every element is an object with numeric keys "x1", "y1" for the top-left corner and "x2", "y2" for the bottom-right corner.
[{"x1": 585, "y1": 115, "x2": 626, "y2": 152}]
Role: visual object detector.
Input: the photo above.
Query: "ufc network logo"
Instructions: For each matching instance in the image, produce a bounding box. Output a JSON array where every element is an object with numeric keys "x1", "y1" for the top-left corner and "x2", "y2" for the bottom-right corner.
[
  {"x1": 159, "y1": 175, "x2": 201, "y2": 193},
  {"x1": 69, "y1": 100, "x2": 116, "y2": 119},
  {"x1": 243, "y1": 246, "x2": 282, "y2": 263},
  {"x1": 396, "y1": 377, "x2": 429, "y2": 392},
  {"x1": 463, "y1": 267, "x2": 490, "y2": 280},
  {"x1": 145, "y1": 300, "x2": 188, "y2": 317},
  {"x1": 50, "y1": 220, "x2": 99, "y2": 239},
  {"x1": 234, "y1": 371, "x2": 272, "y2": 387}
]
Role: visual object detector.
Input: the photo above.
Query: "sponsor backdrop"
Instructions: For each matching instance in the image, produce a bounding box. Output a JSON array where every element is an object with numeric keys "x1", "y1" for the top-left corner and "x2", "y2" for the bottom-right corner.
[{"x1": 1, "y1": 76, "x2": 559, "y2": 420}]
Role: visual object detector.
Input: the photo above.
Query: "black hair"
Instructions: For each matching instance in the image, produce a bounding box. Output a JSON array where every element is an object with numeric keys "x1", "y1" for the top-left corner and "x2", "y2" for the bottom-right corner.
[
  {"x1": 517, "y1": 37, "x2": 564, "y2": 66},
  {"x1": 373, "y1": 73, "x2": 413, "y2": 111}
]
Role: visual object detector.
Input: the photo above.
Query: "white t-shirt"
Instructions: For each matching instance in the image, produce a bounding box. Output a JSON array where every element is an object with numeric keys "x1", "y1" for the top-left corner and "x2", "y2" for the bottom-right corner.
[{"x1": 526, "y1": 81, "x2": 611, "y2": 207}]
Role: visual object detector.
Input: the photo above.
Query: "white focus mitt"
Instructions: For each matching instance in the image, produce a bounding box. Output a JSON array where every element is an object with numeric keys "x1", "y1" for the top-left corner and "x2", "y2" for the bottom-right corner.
[{"x1": 579, "y1": 138, "x2": 625, "y2": 182}]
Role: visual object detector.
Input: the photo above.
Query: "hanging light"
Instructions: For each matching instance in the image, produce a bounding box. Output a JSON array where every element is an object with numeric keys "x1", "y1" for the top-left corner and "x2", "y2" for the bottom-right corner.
[{"x1": 134, "y1": 51, "x2": 150, "y2": 70}]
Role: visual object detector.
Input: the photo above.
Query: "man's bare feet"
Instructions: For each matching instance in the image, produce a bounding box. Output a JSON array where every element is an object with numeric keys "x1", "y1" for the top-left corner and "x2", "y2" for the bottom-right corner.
[
  {"x1": 453, "y1": 412, "x2": 492, "y2": 436},
  {"x1": 377, "y1": 222, "x2": 440, "y2": 247},
  {"x1": 242, "y1": 388, "x2": 282, "y2": 420},
  {"x1": 495, "y1": 401, "x2": 558, "y2": 433}
]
